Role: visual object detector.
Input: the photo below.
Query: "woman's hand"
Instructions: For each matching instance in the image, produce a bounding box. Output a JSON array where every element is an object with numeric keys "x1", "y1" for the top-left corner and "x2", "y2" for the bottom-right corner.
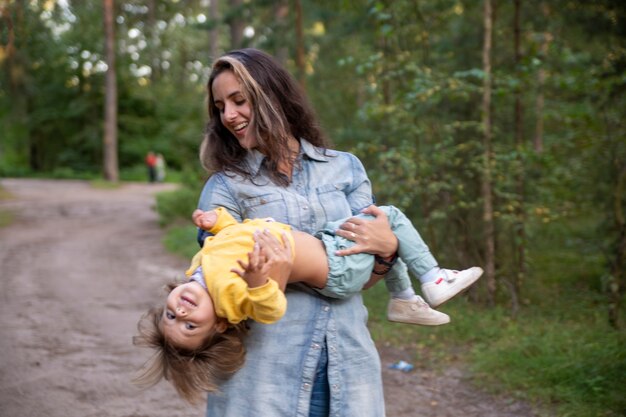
[
  {"x1": 254, "y1": 229, "x2": 293, "y2": 291},
  {"x1": 334, "y1": 205, "x2": 398, "y2": 258},
  {"x1": 231, "y1": 230, "x2": 293, "y2": 290}
]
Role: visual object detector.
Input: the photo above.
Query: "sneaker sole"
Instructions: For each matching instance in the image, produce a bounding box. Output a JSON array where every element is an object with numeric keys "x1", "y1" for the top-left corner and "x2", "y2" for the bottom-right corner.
[
  {"x1": 387, "y1": 314, "x2": 450, "y2": 326},
  {"x1": 426, "y1": 267, "x2": 484, "y2": 307}
]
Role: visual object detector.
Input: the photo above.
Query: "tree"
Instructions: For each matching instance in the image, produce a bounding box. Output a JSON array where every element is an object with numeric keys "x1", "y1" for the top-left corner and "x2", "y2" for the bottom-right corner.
[
  {"x1": 481, "y1": 0, "x2": 496, "y2": 305},
  {"x1": 293, "y1": 0, "x2": 305, "y2": 89},
  {"x1": 103, "y1": 0, "x2": 118, "y2": 182},
  {"x1": 229, "y1": 0, "x2": 244, "y2": 49},
  {"x1": 512, "y1": 0, "x2": 525, "y2": 312},
  {"x1": 209, "y1": 0, "x2": 220, "y2": 60}
]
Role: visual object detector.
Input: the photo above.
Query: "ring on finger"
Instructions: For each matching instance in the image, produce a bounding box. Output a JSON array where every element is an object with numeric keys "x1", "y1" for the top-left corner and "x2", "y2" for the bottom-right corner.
[{"x1": 350, "y1": 232, "x2": 357, "y2": 239}]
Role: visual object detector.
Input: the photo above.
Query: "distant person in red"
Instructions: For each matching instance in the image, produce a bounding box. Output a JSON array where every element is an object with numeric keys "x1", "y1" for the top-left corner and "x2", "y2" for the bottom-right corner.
[{"x1": 145, "y1": 151, "x2": 157, "y2": 183}]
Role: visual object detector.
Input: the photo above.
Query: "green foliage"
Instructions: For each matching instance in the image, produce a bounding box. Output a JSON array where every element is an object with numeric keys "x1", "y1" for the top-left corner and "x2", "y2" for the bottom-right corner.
[
  {"x1": 154, "y1": 184, "x2": 201, "y2": 227},
  {"x1": 469, "y1": 322, "x2": 625, "y2": 417},
  {"x1": 162, "y1": 224, "x2": 200, "y2": 260},
  {"x1": 364, "y1": 214, "x2": 625, "y2": 417}
]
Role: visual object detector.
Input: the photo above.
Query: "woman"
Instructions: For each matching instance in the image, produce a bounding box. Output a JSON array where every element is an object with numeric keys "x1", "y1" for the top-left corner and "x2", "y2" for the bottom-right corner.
[{"x1": 197, "y1": 48, "x2": 417, "y2": 416}]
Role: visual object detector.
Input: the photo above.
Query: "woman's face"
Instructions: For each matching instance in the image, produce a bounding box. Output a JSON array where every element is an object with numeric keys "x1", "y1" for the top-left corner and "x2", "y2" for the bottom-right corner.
[{"x1": 212, "y1": 70, "x2": 257, "y2": 150}]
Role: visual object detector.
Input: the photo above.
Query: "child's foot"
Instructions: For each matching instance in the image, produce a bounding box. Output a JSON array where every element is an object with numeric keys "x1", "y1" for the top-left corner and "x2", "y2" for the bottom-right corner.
[
  {"x1": 387, "y1": 296, "x2": 450, "y2": 326},
  {"x1": 421, "y1": 267, "x2": 483, "y2": 307}
]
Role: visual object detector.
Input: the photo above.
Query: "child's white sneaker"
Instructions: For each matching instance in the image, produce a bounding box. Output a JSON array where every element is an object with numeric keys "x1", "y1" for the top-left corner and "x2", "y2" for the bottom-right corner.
[
  {"x1": 421, "y1": 267, "x2": 483, "y2": 307},
  {"x1": 387, "y1": 296, "x2": 450, "y2": 326}
]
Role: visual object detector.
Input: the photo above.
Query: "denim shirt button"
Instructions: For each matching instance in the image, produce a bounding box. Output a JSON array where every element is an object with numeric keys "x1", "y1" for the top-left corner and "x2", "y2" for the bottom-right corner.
[
  {"x1": 303, "y1": 383, "x2": 311, "y2": 390},
  {"x1": 303, "y1": 206, "x2": 308, "y2": 210},
  {"x1": 323, "y1": 305, "x2": 330, "y2": 312},
  {"x1": 312, "y1": 343, "x2": 320, "y2": 349}
]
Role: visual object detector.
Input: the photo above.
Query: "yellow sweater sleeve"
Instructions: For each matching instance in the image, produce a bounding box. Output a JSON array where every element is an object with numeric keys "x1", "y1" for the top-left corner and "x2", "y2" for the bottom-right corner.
[{"x1": 202, "y1": 245, "x2": 287, "y2": 324}]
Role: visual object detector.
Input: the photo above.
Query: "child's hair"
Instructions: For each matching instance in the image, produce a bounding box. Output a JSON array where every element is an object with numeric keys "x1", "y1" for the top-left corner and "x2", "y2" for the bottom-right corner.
[{"x1": 133, "y1": 282, "x2": 248, "y2": 404}]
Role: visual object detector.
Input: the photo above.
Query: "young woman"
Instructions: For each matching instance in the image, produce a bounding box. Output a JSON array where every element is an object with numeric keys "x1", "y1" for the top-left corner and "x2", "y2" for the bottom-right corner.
[{"x1": 193, "y1": 48, "x2": 471, "y2": 416}]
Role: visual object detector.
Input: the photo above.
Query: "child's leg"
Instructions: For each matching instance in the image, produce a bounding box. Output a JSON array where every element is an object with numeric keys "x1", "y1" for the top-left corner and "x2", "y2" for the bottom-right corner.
[
  {"x1": 376, "y1": 206, "x2": 438, "y2": 277},
  {"x1": 381, "y1": 256, "x2": 450, "y2": 326},
  {"x1": 381, "y1": 205, "x2": 483, "y2": 307},
  {"x1": 307, "y1": 222, "x2": 449, "y2": 326},
  {"x1": 306, "y1": 230, "x2": 378, "y2": 299}
]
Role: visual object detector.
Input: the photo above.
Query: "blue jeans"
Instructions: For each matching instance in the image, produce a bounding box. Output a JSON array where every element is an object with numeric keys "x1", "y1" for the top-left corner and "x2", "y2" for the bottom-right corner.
[{"x1": 308, "y1": 343, "x2": 330, "y2": 417}]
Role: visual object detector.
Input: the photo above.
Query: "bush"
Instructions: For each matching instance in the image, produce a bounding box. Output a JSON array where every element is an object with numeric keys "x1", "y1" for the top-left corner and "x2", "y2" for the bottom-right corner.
[{"x1": 154, "y1": 185, "x2": 200, "y2": 227}]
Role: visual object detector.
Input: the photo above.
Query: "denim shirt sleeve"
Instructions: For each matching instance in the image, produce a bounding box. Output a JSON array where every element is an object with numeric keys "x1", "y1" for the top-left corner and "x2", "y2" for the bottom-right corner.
[
  {"x1": 344, "y1": 152, "x2": 374, "y2": 215},
  {"x1": 202, "y1": 144, "x2": 384, "y2": 417}
]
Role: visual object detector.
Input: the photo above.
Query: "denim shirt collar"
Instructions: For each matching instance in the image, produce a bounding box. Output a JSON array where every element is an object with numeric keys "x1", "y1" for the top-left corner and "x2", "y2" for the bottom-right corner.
[{"x1": 243, "y1": 138, "x2": 331, "y2": 176}]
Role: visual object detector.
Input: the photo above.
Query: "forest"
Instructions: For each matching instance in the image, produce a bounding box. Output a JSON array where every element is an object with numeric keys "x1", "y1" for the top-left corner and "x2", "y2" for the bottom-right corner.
[{"x1": 1, "y1": 1, "x2": 625, "y2": 416}]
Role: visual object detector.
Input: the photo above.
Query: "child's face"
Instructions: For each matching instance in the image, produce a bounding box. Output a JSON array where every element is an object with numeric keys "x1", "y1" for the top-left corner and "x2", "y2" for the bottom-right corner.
[{"x1": 161, "y1": 281, "x2": 222, "y2": 350}]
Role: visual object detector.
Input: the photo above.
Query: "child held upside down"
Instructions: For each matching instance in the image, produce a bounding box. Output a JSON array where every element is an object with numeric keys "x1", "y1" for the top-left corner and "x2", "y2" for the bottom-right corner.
[{"x1": 134, "y1": 205, "x2": 482, "y2": 402}]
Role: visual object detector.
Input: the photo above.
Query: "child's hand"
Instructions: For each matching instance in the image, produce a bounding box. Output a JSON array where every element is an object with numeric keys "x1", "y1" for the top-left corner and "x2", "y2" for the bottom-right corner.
[
  {"x1": 231, "y1": 242, "x2": 270, "y2": 288},
  {"x1": 192, "y1": 209, "x2": 218, "y2": 231}
]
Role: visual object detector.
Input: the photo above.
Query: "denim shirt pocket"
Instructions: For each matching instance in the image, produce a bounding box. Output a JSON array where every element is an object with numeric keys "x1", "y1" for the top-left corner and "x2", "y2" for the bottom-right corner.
[
  {"x1": 240, "y1": 192, "x2": 289, "y2": 221},
  {"x1": 316, "y1": 182, "x2": 352, "y2": 221}
]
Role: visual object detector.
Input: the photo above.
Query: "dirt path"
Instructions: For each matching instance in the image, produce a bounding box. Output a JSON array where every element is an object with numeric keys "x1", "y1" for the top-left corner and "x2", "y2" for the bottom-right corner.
[{"x1": 0, "y1": 179, "x2": 536, "y2": 417}]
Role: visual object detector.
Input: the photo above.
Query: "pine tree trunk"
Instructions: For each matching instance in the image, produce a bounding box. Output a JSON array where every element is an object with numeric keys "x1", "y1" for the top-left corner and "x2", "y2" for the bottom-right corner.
[
  {"x1": 534, "y1": 3, "x2": 552, "y2": 154},
  {"x1": 274, "y1": 0, "x2": 289, "y2": 66},
  {"x1": 229, "y1": 0, "x2": 244, "y2": 49},
  {"x1": 513, "y1": 0, "x2": 525, "y2": 313},
  {"x1": 103, "y1": 0, "x2": 119, "y2": 182},
  {"x1": 609, "y1": 165, "x2": 626, "y2": 329},
  {"x1": 147, "y1": 0, "x2": 160, "y2": 82},
  {"x1": 4, "y1": 1, "x2": 32, "y2": 169},
  {"x1": 209, "y1": 0, "x2": 220, "y2": 60},
  {"x1": 482, "y1": 0, "x2": 496, "y2": 305},
  {"x1": 294, "y1": 0, "x2": 306, "y2": 90},
  {"x1": 534, "y1": 40, "x2": 546, "y2": 154}
]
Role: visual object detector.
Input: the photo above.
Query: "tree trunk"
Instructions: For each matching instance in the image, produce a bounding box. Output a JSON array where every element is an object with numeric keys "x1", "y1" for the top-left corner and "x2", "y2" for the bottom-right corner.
[
  {"x1": 209, "y1": 0, "x2": 219, "y2": 61},
  {"x1": 481, "y1": 0, "x2": 496, "y2": 305},
  {"x1": 274, "y1": 0, "x2": 289, "y2": 66},
  {"x1": 608, "y1": 164, "x2": 626, "y2": 329},
  {"x1": 293, "y1": 0, "x2": 306, "y2": 90},
  {"x1": 229, "y1": 0, "x2": 244, "y2": 49},
  {"x1": 146, "y1": 0, "x2": 160, "y2": 82},
  {"x1": 512, "y1": 0, "x2": 524, "y2": 313},
  {"x1": 103, "y1": 0, "x2": 119, "y2": 182},
  {"x1": 4, "y1": 1, "x2": 32, "y2": 169},
  {"x1": 534, "y1": 3, "x2": 552, "y2": 154}
]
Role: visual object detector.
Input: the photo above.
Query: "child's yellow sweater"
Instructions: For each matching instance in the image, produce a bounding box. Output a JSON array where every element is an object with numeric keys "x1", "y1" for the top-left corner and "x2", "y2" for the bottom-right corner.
[{"x1": 186, "y1": 207, "x2": 295, "y2": 324}]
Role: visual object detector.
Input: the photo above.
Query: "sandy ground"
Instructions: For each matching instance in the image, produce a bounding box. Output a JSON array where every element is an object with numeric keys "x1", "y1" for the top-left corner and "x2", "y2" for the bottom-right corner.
[{"x1": 0, "y1": 178, "x2": 537, "y2": 417}]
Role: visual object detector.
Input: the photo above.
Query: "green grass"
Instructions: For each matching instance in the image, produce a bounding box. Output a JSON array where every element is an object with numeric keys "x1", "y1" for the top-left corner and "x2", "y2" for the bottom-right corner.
[
  {"x1": 162, "y1": 224, "x2": 200, "y2": 260},
  {"x1": 0, "y1": 185, "x2": 15, "y2": 228},
  {"x1": 89, "y1": 179, "x2": 122, "y2": 189},
  {"x1": 364, "y1": 214, "x2": 626, "y2": 417},
  {"x1": 0, "y1": 209, "x2": 14, "y2": 228}
]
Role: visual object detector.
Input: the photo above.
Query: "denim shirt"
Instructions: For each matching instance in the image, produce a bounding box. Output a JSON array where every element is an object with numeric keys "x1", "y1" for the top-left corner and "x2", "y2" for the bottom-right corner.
[{"x1": 198, "y1": 139, "x2": 385, "y2": 417}]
